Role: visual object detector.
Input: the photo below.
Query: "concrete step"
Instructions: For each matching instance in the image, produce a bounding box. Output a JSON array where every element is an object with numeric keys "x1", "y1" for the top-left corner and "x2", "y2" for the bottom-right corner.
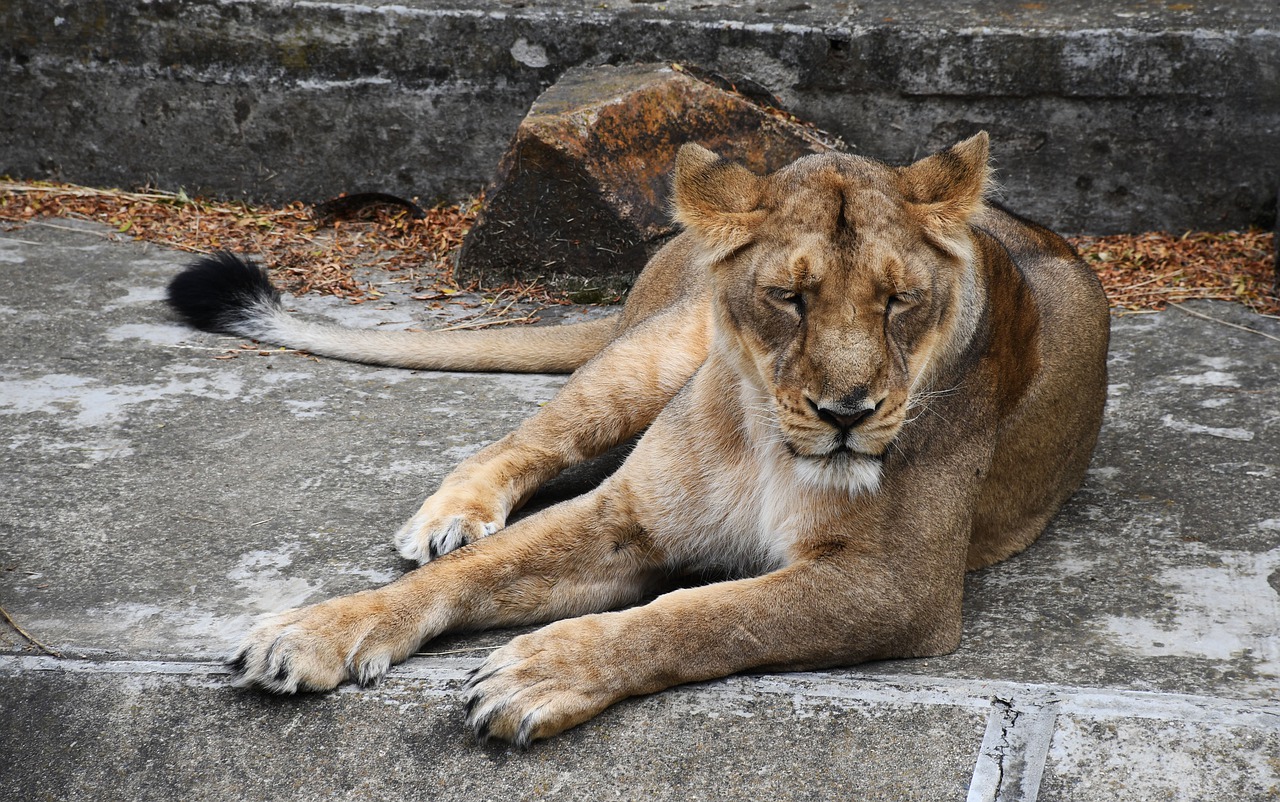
[
  {"x1": 2, "y1": 0, "x2": 1278, "y2": 234},
  {"x1": 5, "y1": 656, "x2": 1275, "y2": 801},
  {"x1": 1, "y1": 222, "x2": 1278, "y2": 800}
]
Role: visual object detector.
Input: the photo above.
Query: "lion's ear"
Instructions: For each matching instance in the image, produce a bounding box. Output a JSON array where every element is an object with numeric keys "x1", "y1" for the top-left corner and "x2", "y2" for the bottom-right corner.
[
  {"x1": 672, "y1": 144, "x2": 764, "y2": 260},
  {"x1": 898, "y1": 132, "x2": 991, "y2": 234}
]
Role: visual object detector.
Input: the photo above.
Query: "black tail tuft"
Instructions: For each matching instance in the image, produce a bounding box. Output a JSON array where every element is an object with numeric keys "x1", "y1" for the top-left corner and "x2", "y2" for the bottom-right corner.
[{"x1": 166, "y1": 251, "x2": 282, "y2": 334}]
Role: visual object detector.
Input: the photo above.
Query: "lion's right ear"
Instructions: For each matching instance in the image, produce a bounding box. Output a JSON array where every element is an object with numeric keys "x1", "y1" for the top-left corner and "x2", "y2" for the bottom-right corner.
[
  {"x1": 898, "y1": 132, "x2": 992, "y2": 234},
  {"x1": 672, "y1": 144, "x2": 764, "y2": 260}
]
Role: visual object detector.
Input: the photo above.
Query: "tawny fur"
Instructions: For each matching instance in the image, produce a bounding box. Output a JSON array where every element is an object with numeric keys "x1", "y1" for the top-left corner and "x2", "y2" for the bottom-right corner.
[{"x1": 207, "y1": 133, "x2": 1109, "y2": 747}]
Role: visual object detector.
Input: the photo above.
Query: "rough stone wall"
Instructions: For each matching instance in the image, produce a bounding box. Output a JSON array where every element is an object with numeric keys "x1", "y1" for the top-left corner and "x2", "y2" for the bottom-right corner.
[{"x1": 2, "y1": 0, "x2": 1277, "y2": 233}]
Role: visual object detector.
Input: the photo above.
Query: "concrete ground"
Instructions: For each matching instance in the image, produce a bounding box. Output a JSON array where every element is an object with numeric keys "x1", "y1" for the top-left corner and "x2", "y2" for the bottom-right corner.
[{"x1": 1, "y1": 221, "x2": 1278, "y2": 801}]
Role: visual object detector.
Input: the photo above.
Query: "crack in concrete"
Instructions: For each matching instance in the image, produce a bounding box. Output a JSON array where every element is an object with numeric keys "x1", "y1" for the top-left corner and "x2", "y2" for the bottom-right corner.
[{"x1": 970, "y1": 699, "x2": 1016, "y2": 802}]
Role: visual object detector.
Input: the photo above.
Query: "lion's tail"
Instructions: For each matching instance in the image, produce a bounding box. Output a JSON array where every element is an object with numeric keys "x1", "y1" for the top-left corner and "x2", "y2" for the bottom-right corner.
[{"x1": 165, "y1": 252, "x2": 618, "y2": 373}]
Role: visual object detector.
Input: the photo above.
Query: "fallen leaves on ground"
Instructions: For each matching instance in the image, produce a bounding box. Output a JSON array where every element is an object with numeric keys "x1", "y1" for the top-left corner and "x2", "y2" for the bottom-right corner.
[
  {"x1": 0, "y1": 179, "x2": 487, "y2": 304},
  {"x1": 1, "y1": 178, "x2": 1276, "y2": 316},
  {"x1": 1069, "y1": 229, "x2": 1277, "y2": 316}
]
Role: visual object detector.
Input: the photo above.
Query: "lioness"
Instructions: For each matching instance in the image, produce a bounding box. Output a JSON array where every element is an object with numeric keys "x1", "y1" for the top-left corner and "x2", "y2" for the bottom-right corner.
[{"x1": 167, "y1": 133, "x2": 1108, "y2": 746}]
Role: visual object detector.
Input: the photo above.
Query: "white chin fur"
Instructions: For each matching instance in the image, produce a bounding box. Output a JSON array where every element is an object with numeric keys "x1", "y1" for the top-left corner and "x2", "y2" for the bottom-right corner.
[{"x1": 792, "y1": 452, "x2": 883, "y2": 494}]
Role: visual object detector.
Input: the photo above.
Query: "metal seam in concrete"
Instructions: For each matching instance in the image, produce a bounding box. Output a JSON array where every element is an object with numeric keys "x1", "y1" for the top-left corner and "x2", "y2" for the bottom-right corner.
[
  {"x1": 1011, "y1": 703, "x2": 1056, "y2": 801},
  {"x1": 968, "y1": 698, "x2": 1059, "y2": 802},
  {"x1": 969, "y1": 702, "x2": 1020, "y2": 802}
]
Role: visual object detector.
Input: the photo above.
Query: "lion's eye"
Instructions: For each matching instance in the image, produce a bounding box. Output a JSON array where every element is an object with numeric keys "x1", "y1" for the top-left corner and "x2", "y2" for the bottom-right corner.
[
  {"x1": 768, "y1": 288, "x2": 805, "y2": 315},
  {"x1": 887, "y1": 293, "x2": 917, "y2": 315}
]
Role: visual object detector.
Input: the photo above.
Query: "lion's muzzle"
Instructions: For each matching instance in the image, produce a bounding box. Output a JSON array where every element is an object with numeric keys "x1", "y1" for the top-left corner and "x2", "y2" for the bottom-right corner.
[{"x1": 806, "y1": 389, "x2": 880, "y2": 433}]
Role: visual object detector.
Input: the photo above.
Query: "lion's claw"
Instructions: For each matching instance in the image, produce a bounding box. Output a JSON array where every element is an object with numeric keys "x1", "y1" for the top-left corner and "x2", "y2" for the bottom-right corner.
[
  {"x1": 227, "y1": 595, "x2": 412, "y2": 694},
  {"x1": 460, "y1": 622, "x2": 622, "y2": 747},
  {"x1": 395, "y1": 511, "x2": 502, "y2": 565}
]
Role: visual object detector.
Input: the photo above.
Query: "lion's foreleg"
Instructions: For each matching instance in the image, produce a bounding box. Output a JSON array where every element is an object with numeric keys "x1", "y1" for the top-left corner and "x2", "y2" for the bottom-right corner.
[
  {"x1": 462, "y1": 555, "x2": 959, "y2": 746},
  {"x1": 230, "y1": 490, "x2": 666, "y2": 693},
  {"x1": 395, "y1": 307, "x2": 709, "y2": 563}
]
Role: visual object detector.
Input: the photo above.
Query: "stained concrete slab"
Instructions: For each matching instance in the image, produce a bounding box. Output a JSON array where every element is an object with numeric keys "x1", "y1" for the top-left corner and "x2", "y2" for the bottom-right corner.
[
  {"x1": 1040, "y1": 712, "x2": 1280, "y2": 801},
  {"x1": 0, "y1": 666, "x2": 988, "y2": 802},
  {"x1": 1, "y1": 223, "x2": 1278, "y2": 800}
]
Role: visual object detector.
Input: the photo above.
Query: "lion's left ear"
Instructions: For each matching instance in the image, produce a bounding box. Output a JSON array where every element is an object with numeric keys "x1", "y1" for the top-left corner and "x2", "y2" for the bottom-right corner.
[
  {"x1": 672, "y1": 144, "x2": 765, "y2": 261},
  {"x1": 898, "y1": 132, "x2": 991, "y2": 234}
]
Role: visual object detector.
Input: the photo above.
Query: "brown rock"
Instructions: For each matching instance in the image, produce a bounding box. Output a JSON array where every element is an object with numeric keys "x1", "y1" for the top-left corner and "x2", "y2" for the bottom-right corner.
[{"x1": 455, "y1": 62, "x2": 840, "y2": 295}]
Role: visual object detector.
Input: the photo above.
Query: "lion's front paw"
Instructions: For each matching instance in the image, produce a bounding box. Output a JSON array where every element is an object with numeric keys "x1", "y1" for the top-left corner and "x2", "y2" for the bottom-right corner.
[
  {"x1": 394, "y1": 497, "x2": 503, "y2": 564},
  {"x1": 227, "y1": 592, "x2": 416, "y2": 693},
  {"x1": 462, "y1": 619, "x2": 626, "y2": 747}
]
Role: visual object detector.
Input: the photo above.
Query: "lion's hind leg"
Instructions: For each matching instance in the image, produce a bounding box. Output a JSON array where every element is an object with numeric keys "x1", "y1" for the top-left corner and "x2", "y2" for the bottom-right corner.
[{"x1": 396, "y1": 304, "x2": 711, "y2": 563}]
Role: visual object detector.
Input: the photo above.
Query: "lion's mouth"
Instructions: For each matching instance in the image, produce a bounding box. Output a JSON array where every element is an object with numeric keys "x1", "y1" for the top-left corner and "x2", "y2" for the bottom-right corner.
[
  {"x1": 784, "y1": 441, "x2": 885, "y2": 462},
  {"x1": 822, "y1": 446, "x2": 885, "y2": 463}
]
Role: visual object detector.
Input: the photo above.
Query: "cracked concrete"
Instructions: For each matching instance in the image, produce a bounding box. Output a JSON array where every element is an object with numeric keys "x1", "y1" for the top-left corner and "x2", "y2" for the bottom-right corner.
[{"x1": 1, "y1": 223, "x2": 1278, "y2": 800}]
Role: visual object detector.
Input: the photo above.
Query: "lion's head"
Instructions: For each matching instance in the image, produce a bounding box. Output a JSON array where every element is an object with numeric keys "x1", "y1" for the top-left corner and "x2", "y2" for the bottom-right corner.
[{"x1": 673, "y1": 134, "x2": 992, "y2": 490}]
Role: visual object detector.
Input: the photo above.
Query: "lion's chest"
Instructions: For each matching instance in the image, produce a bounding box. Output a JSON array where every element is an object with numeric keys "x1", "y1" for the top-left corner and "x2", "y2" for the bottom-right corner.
[{"x1": 639, "y1": 450, "x2": 842, "y2": 575}]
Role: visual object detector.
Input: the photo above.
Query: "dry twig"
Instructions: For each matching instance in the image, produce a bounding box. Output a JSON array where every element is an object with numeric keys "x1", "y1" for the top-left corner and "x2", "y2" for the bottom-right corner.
[
  {"x1": 1169, "y1": 303, "x2": 1280, "y2": 343},
  {"x1": 414, "y1": 646, "x2": 502, "y2": 656},
  {"x1": 0, "y1": 605, "x2": 62, "y2": 658}
]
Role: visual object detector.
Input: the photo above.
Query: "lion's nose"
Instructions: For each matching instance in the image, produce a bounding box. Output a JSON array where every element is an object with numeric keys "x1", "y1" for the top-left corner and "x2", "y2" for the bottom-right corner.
[{"x1": 808, "y1": 392, "x2": 877, "y2": 432}]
